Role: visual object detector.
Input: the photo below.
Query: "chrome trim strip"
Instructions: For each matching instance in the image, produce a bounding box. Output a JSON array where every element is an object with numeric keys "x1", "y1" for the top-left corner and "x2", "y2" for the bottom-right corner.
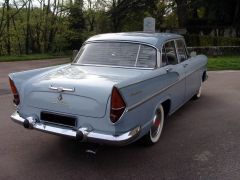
[
  {"x1": 134, "y1": 44, "x2": 141, "y2": 66},
  {"x1": 75, "y1": 64, "x2": 154, "y2": 70},
  {"x1": 86, "y1": 40, "x2": 158, "y2": 49},
  {"x1": 126, "y1": 78, "x2": 180, "y2": 112},
  {"x1": 11, "y1": 111, "x2": 140, "y2": 145},
  {"x1": 41, "y1": 120, "x2": 76, "y2": 129},
  {"x1": 126, "y1": 66, "x2": 205, "y2": 111}
]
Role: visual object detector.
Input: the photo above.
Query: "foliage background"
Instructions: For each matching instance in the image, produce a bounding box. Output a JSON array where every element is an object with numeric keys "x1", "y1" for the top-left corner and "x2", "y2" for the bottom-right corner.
[{"x1": 0, "y1": 0, "x2": 240, "y2": 56}]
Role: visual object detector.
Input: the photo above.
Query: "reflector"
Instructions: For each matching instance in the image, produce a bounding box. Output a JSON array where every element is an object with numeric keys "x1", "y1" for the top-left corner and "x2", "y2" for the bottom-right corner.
[
  {"x1": 9, "y1": 78, "x2": 20, "y2": 105},
  {"x1": 110, "y1": 87, "x2": 126, "y2": 123}
]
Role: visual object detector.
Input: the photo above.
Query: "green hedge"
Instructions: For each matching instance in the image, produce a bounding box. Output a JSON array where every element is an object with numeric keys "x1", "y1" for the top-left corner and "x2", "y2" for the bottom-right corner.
[
  {"x1": 184, "y1": 35, "x2": 240, "y2": 47},
  {"x1": 187, "y1": 46, "x2": 240, "y2": 56}
]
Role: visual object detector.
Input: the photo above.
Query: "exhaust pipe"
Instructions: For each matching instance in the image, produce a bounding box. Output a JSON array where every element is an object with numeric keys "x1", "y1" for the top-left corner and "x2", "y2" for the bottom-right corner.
[
  {"x1": 76, "y1": 130, "x2": 84, "y2": 141},
  {"x1": 76, "y1": 127, "x2": 88, "y2": 141},
  {"x1": 23, "y1": 117, "x2": 36, "y2": 129}
]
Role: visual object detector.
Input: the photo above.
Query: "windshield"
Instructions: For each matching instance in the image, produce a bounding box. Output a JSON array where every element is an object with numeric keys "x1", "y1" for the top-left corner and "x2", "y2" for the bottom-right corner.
[{"x1": 74, "y1": 42, "x2": 157, "y2": 68}]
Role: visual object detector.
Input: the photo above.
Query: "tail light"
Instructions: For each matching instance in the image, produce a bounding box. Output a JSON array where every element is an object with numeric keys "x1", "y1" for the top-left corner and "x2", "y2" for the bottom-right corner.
[
  {"x1": 110, "y1": 87, "x2": 126, "y2": 123},
  {"x1": 9, "y1": 78, "x2": 20, "y2": 105}
]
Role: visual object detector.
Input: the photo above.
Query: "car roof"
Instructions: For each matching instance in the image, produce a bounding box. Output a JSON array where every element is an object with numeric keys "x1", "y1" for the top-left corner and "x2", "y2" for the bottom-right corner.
[{"x1": 86, "y1": 32, "x2": 183, "y2": 48}]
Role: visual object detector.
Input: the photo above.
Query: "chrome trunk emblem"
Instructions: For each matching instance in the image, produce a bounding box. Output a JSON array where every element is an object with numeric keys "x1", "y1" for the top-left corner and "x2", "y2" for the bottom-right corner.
[
  {"x1": 49, "y1": 85, "x2": 75, "y2": 92},
  {"x1": 58, "y1": 93, "x2": 63, "y2": 101}
]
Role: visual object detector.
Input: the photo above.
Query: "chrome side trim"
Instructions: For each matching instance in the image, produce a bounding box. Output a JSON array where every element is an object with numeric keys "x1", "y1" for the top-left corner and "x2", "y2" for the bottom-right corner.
[
  {"x1": 11, "y1": 111, "x2": 140, "y2": 146},
  {"x1": 126, "y1": 66, "x2": 205, "y2": 111},
  {"x1": 126, "y1": 78, "x2": 180, "y2": 112}
]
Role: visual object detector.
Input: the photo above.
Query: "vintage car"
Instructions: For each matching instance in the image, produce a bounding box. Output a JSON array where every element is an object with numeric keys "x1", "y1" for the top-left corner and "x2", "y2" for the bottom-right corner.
[{"x1": 9, "y1": 32, "x2": 208, "y2": 146}]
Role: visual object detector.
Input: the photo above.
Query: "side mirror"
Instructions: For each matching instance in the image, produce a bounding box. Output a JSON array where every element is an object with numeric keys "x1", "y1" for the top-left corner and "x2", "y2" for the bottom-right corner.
[
  {"x1": 72, "y1": 50, "x2": 78, "y2": 60},
  {"x1": 190, "y1": 51, "x2": 197, "y2": 57}
]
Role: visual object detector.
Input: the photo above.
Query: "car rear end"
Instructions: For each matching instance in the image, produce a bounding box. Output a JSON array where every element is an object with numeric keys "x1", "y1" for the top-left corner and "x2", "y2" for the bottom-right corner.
[
  {"x1": 9, "y1": 38, "x2": 158, "y2": 145},
  {"x1": 9, "y1": 66, "x2": 144, "y2": 145}
]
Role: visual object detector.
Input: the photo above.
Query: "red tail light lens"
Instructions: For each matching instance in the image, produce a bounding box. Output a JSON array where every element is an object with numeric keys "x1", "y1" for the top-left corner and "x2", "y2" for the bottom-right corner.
[
  {"x1": 110, "y1": 87, "x2": 126, "y2": 123},
  {"x1": 9, "y1": 78, "x2": 20, "y2": 105}
]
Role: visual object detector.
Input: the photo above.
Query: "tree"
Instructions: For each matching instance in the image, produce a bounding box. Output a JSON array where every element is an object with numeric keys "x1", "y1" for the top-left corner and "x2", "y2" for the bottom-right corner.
[
  {"x1": 6, "y1": 0, "x2": 11, "y2": 55},
  {"x1": 68, "y1": 0, "x2": 86, "y2": 49},
  {"x1": 175, "y1": 0, "x2": 188, "y2": 28}
]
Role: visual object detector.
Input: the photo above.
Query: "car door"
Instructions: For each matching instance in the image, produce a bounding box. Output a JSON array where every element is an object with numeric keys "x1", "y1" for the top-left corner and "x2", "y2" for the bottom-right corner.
[
  {"x1": 175, "y1": 39, "x2": 201, "y2": 100},
  {"x1": 161, "y1": 40, "x2": 186, "y2": 111}
]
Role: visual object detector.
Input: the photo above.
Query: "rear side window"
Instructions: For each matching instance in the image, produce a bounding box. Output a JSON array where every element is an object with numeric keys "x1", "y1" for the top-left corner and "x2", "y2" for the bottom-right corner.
[
  {"x1": 161, "y1": 41, "x2": 178, "y2": 66},
  {"x1": 75, "y1": 42, "x2": 156, "y2": 68},
  {"x1": 176, "y1": 39, "x2": 188, "y2": 62},
  {"x1": 137, "y1": 45, "x2": 157, "y2": 68}
]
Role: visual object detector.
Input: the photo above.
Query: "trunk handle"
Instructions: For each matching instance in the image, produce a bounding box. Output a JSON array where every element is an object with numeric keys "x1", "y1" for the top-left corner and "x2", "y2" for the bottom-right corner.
[{"x1": 49, "y1": 85, "x2": 75, "y2": 92}]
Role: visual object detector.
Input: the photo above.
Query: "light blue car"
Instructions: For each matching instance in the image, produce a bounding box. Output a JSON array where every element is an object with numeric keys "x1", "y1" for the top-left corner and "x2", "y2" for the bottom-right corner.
[{"x1": 9, "y1": 32, "x2": 208, "y2": 146}]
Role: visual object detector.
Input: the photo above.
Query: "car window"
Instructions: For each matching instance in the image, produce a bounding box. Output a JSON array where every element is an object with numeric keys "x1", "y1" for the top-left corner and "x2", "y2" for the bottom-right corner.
[
  {"x1": 161, "y1": 41, "x2": 178, "y2": 66},
  {"x1": 136, "y1": 45, "x2": 156, "y2": 68},
  {"x1": 176, "y1": 39, "x2": 188, "y2": 62},
  {"x1": 75, "y1": 42, "x2": 156, "y2": 68}
]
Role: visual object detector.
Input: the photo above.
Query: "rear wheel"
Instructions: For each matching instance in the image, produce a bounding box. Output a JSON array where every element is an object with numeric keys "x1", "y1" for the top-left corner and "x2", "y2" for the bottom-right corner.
[{"x1": 141, "y1": 104, "x2": 164, "y2": 145}]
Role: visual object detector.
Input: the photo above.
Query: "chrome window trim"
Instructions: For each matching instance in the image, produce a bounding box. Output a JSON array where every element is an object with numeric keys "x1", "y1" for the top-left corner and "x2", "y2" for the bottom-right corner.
[
  {"x1": 160, "y1": 38, "x2": 179, "y2": 67},
  {"x1": 160, "y1": 38, "x2": 189, "y2": 67},
  {"x1": 156, "y1": 49, "x2": 161, "y2": 68},
  {"x1": 182, "y1": 38, "x2": 190, "y2": 57},
  {"x1": 72, "y1": 41, "x2": 159, "y2": 70},
  {"x1": 174, "y1": 38, "x2": 189, "y2": 63},
  {"x1": 134, "y1": 44, "x2": 141, "y2": 67},
  {"x1": 74, "y1": 63, "x2": 155, "y2": 70},
  {"x1": 173, "y1": 39, "x2": 180, "y2": 63}
]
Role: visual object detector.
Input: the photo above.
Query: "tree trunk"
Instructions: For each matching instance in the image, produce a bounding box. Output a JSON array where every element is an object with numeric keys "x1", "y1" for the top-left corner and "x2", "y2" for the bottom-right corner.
[
  {"x1": 12, "y1": 18, "x2": 22, "y2": 54},
  {"x1": 0, "y1": 3, "x2": 6, "y2": 33},
  {"x1": 175, "y1": 0, "x2": 188, "y2": 28},
  {"x1": 44, "y1": 0, "x2": 51, "y2": 53},
  {"x1": 6, "y1": 0, "x2": 11, "y2": 55},
  {"x1": 25, "y1": 0, "x2": 31, "y2": 54}
]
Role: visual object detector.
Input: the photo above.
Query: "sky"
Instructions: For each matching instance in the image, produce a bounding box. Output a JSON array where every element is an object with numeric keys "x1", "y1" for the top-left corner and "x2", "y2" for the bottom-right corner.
[{"x1": 0, "y1": 0, "x2": 96, "y2": 9}]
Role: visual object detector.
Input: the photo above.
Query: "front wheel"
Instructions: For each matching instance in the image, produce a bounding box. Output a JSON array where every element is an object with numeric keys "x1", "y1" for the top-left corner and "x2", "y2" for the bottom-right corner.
[{"x1": 141, "y1": 104, "x2": 165, "y2": 145}]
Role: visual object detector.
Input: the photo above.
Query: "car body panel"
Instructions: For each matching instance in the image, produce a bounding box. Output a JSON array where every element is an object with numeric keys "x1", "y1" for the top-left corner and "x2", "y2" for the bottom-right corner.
[{"x1": 9, "y1": 32, "x2": 208, "y2": 145}]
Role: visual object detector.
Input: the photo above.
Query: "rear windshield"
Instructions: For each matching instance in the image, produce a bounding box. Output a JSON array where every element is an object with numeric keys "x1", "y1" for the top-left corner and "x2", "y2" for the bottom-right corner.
[{"x1": 74, "y1": 42, "x2": 157, "y2": 68}]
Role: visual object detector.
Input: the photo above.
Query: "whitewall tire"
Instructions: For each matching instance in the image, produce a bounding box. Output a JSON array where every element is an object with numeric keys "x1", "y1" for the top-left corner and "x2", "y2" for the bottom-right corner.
[
  {"x1": 193, "y1": 81, "x2": 202, "y2": 100},
  {"x1": 141, "y1": 104, "x2": 164, "y2": 145}
]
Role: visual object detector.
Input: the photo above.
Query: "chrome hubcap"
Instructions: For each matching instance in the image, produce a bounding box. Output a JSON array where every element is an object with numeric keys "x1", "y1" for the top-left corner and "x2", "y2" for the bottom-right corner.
[{"x1": 150, "y1": 115, "x2": 162, "y2": 138}]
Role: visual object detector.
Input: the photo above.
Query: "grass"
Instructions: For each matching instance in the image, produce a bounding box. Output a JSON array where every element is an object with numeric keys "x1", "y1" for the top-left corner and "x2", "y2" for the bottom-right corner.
[
  {"x1": 208, "y1": 56, "x2": 240, "y2": 71},
  {"x1": 0, "y1": 53, "x2": 71, "y2": 62},
  {"x1": 0, "y1": 53, "x2": 240, "y2": 71}
]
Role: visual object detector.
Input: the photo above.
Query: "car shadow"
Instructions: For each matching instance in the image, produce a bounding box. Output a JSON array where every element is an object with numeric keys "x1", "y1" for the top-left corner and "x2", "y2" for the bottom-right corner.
[{"x1": 26, "y1": 93, "x2": 223, "y2": 174}]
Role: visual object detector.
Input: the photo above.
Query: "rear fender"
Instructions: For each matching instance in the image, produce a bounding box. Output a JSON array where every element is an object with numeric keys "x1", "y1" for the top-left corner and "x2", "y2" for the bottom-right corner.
[{"x1": 117, "y1": 70, "x2": 178, "y2": 110}]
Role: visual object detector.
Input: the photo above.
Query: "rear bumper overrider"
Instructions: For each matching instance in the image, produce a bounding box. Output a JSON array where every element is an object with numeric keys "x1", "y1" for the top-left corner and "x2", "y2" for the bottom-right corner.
[{"x1": 11, "y1": 111, "x2": 140, "y2": 145}]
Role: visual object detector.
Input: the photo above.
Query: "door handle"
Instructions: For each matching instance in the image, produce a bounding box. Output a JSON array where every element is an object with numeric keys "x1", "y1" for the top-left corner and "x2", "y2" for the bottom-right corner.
[
  {"x1": 183, "y1": 64, "x2": 188, "y2": 68},
  {"x1": 165, "y1": 67, "x2": 173, "y2": 73}
]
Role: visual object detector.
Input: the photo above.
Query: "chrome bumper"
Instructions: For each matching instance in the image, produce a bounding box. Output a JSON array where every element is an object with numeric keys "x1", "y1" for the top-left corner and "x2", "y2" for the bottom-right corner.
[{"x1": 11, "y1": 111, "x2": 140, "y2": 145}]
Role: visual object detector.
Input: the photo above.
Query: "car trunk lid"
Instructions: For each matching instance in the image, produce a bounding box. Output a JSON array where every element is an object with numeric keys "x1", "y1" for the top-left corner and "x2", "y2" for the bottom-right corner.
[{"x1": 24, "y1": 65, "x2": 149, "y2": 118}]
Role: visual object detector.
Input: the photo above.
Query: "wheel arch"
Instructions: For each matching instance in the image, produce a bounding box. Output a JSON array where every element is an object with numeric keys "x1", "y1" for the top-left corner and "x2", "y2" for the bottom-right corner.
[
  {"x1": 162, "y1": 99, "x2": 171, "y2": 117},
  {"x1": 154, "y1": 98, "x2": 171, "y2": 118},
  {"x1": 202, "y1": 70, "x2": 208, "y2": 82}
]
